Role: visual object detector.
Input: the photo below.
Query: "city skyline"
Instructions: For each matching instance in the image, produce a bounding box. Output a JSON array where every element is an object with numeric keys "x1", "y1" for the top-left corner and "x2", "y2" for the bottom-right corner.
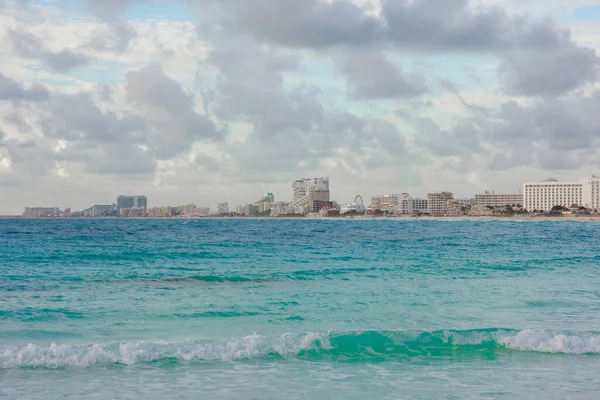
[
  {"x1": 15, "y1": 173, "x2": 600, "y2": 217},
  {"x1": 1, "y1": 1, "x2": 600, "y2": 215}
]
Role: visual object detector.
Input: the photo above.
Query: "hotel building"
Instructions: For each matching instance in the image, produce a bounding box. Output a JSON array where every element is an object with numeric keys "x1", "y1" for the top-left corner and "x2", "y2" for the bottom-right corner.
[
  {"x1": 398, "y1": 194, "x2": 428, "y2": 215},
  {"x1": 475, "y1": 191, "x2": 523, "y2": 208},
  {"x1": 292, "y1": 177, "x2": 329, "y2": 213},
  {"x1": 427, "y1": 192, "x2": 454, "y2": 216},
  {"x1": 523, "y1": 176, "x2": 600, "y2": 212},
  {"x1": 370, "y1": 194, "x2": 400, "y2": 212}
]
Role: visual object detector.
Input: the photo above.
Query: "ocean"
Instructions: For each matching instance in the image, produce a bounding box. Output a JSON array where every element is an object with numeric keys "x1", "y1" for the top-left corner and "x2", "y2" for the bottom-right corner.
[{"x1": 1, "y1": 218, "x2": 600, "y2": 399}]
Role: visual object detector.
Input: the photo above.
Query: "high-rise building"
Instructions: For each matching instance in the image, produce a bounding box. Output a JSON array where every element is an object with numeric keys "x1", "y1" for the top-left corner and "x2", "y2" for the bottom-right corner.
[
  {"x1": 217, "y1": 203, "x2": 229, "y2": 215},
  {"x1": 427, "y1": 192, "x2": 454, "y2": 216},
  {"x1": 134, "y1": 196, "x2": 147, "y2": 209},
  {"x1": 266, "y1": 193, "x2": 275, "y2": 204},
  {"x1": 582, "y1": 176, "x2": 600, "y2": 211},
  {"x1": 244, "y1": 204, "x2": 259, "y2": 216},
  {"x1": 523, "y1": 176, "x2": 600, "y2": 212},
  {"x1": 292, "y1": 177, "x2": 329, "y2": 213},
  {"x1": 117, "y1": 195, "x2": 147, "y2": 212}
]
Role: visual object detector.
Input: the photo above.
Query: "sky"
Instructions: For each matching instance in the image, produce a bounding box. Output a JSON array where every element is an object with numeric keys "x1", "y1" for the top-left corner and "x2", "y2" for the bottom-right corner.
[{"x1": 0, "y1": 0, "x2": 599, "y2": 214}]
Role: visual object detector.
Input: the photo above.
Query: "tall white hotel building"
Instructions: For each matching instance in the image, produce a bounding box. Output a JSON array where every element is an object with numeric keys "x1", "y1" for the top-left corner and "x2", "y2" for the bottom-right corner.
[{"x1": 523, "y1": 176, "x2": 600, "y2": 212}]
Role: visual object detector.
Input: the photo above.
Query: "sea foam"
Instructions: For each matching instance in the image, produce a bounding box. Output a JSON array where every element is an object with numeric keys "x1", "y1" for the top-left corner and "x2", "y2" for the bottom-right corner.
[{"x1": 2, "y1": 329, "x2": 599, "y2": 369}]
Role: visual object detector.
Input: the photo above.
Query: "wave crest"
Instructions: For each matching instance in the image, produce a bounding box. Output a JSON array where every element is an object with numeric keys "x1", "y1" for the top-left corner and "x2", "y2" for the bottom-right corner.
[{"x1": 2, "y1": 329, "x2": 600, "y2": 368}]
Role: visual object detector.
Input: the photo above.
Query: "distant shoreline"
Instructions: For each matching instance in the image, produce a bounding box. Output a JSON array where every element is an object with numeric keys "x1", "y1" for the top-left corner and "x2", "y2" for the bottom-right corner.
[{"x1": 3, "y1": 215, "x2": 600, "y2": 222}]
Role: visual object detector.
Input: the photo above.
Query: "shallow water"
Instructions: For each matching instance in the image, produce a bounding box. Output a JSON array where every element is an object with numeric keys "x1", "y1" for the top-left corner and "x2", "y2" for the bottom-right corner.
[{"x1": 1, "y1": 219, "x2": 600, "y2": 398}]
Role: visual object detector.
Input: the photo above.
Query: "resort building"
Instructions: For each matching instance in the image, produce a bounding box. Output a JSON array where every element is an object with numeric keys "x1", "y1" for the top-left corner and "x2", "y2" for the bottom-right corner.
[
  {"x1": 397, "y1": 193, "x2": 428, "y2": 215},
  {"x1": 292, "y1": 177, "x2": 329, "y2": 214},
  {"x1": 148, "y1": 207, "x2": 172, "y2": 217},
  {"x1": 475, "y1": 191, "x2": 523, "y2": 208},
  {"x1": 271, "y1": 202, "x2": 292, "y2": 217},
  {"x1": 117, "y1": 195, "x2": 147, "y2": 213},
  {"x1": 196, "y1": 207, "x2": 211, "y2": 215},
  {"x1": 119, "y1": 208, "x2": 146, "y2": 217},
  {"x1": 370, "y1": 194, "x2": 400, "y2": 213},
  {"x1": 581, "y1": 176, "x2": 600, "y2": 212},
  {"x1": 90, "y1": 204, "x2": 117, "y2": 217},
  {"x1": 427, "y1": 192, "x2": 454, "y2": 216},
  {"x1": 307, "y1": 188, "x2": 330, "y2": 212},
  {"x1": 244, "y1": 204, "x2": 259, "y2": 216},
  {"x1": 523, "y1": 178, "x2": 582, "y2": 212},
  {"x1": 22, "y1": 207, "x2": 60, "y2": 218},
  {"x1": 523, "y1": 177, "x2": 596, "y2": 212},
  {"x1": 217, "y1": 203, "x2": 229, "y2": 215}
]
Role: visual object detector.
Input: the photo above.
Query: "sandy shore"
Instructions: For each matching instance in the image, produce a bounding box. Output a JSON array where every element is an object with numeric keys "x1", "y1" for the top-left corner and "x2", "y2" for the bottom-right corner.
[{"x1": 5, "y1": 215, "x2": 600, "y2": 221}]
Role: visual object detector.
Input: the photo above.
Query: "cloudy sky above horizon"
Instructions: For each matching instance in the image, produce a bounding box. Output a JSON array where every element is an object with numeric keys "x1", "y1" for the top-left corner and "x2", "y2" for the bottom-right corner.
[{"x1": 0, "y1": 0, "x2": 599, "y2": 213}]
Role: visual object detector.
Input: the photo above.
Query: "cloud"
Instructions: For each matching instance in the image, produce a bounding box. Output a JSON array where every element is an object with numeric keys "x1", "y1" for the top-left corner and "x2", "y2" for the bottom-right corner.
[
  {"x1": 0, "y1": 73, "x2": 48, "y2": 101},
  {"x1": 220, "y1": 0, "x2": 599, "y2": 96},
  {"x1": 125, "y1": 63, "x2": 220, "y2": 158},
  {"x1": 3, "y1": 28, "x2": 91, "y2": 71},
  {"x1": 336, "y1": 50, "x2": 429, "y2": 99},
  {"x1": 225, "y1": 0, "x2": 576, "y2": 51},
  {"x1": 499, "y1": 43, "x2": 599, "y2": 96},
  {"x1": 232, "y1": 0, "x2": 383, "y2": 48},
  {"x1": 413, "y1": 88, "x2": 600, "y2": 171}
]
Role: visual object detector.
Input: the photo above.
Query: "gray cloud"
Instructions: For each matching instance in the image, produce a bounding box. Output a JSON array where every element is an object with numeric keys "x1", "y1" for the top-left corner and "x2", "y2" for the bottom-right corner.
[
  {"x1": 0, "y1": 73, "x2": 48, "y2": 101},
  {"x1": 225, "y1": 0, "x2": 569, "y2": 51},
  {"x1": 413, "y1": 89, "x2": 600, "y2": 171},
  {"x1": 412, "y1": 117, "x2": 486, "y2": 158},
  {"x1": 86, "y1": 0, "x2": 131, "y2": 20},
  {"x1": 3, "y1": 29, "x2": 91, "y2": 71},
  {"x1": 42, "y1": 51, "x2": 91, "y2": 71},
  {"x1": 126, "y1": 63, "x2": 220, "y2": 158},
  {"x1": 381, "y1": 0, "x2": 560, "y2": 51},
  {"x1": 232, "y1": 0, "x2": 382, "y2": 48},
  {"x1": 499, "y1": 44, "x2": 599, "y2": 96},
  {"x1": 1, "y1": 63, "x2": 221, "y2": 179},
  {"x1": 336, "y1": 50, "x2": 429, "y2": 99},
  {"x1": 214, "y1": 0, "x2": 599, "y2": 96}
]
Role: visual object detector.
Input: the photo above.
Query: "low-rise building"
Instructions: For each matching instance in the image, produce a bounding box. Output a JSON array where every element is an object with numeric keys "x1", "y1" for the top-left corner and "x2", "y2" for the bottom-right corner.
[
  {"x1": 370, "y1": 194, "x2": 400, "y2": 213},
  {"x1": 175, "y1": 204, "x2": 196, "y2": 215},
  {"x1": 475, "y1": 191, "x2": 523, "y2": 208},
  {"x1": 397, "y1": 193, "x2": 428, "y2": 215},
  {"x1": 23, "y1": 207, "x2": 60, "y2": 218},
  {"x1": 446, "y1": 199, "x2": 471, "y2": 216},
  {"x1": 271, "y1": 202, "x2": 291, "y2": 217},
  {"x1": 119, "y1": 208, "x2": 146, "y2": 217},
  {"x1": 90, "y1": 204, "x2": 117, "y2": 217},
  {"x1": 196, "y1": 207, "x2": 211, "y2": 215},
  {"x1": 148, "y1": 207, "x2": 172, "y2": 217},
  {"x1": 307, "y1": 189, "x2": 330, "y2": 212}
]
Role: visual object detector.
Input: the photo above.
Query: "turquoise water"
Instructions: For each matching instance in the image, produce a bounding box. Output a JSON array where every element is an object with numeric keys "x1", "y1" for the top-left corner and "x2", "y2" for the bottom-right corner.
[{"x1": 1, "y1": 219, "x2": 600, "y2": 399}]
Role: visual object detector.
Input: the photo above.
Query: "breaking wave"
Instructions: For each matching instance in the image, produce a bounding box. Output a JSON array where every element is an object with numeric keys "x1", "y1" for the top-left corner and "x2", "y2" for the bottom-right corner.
[{"x1": 2, "y1": 328, "x2": 600, "y2": 368}]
